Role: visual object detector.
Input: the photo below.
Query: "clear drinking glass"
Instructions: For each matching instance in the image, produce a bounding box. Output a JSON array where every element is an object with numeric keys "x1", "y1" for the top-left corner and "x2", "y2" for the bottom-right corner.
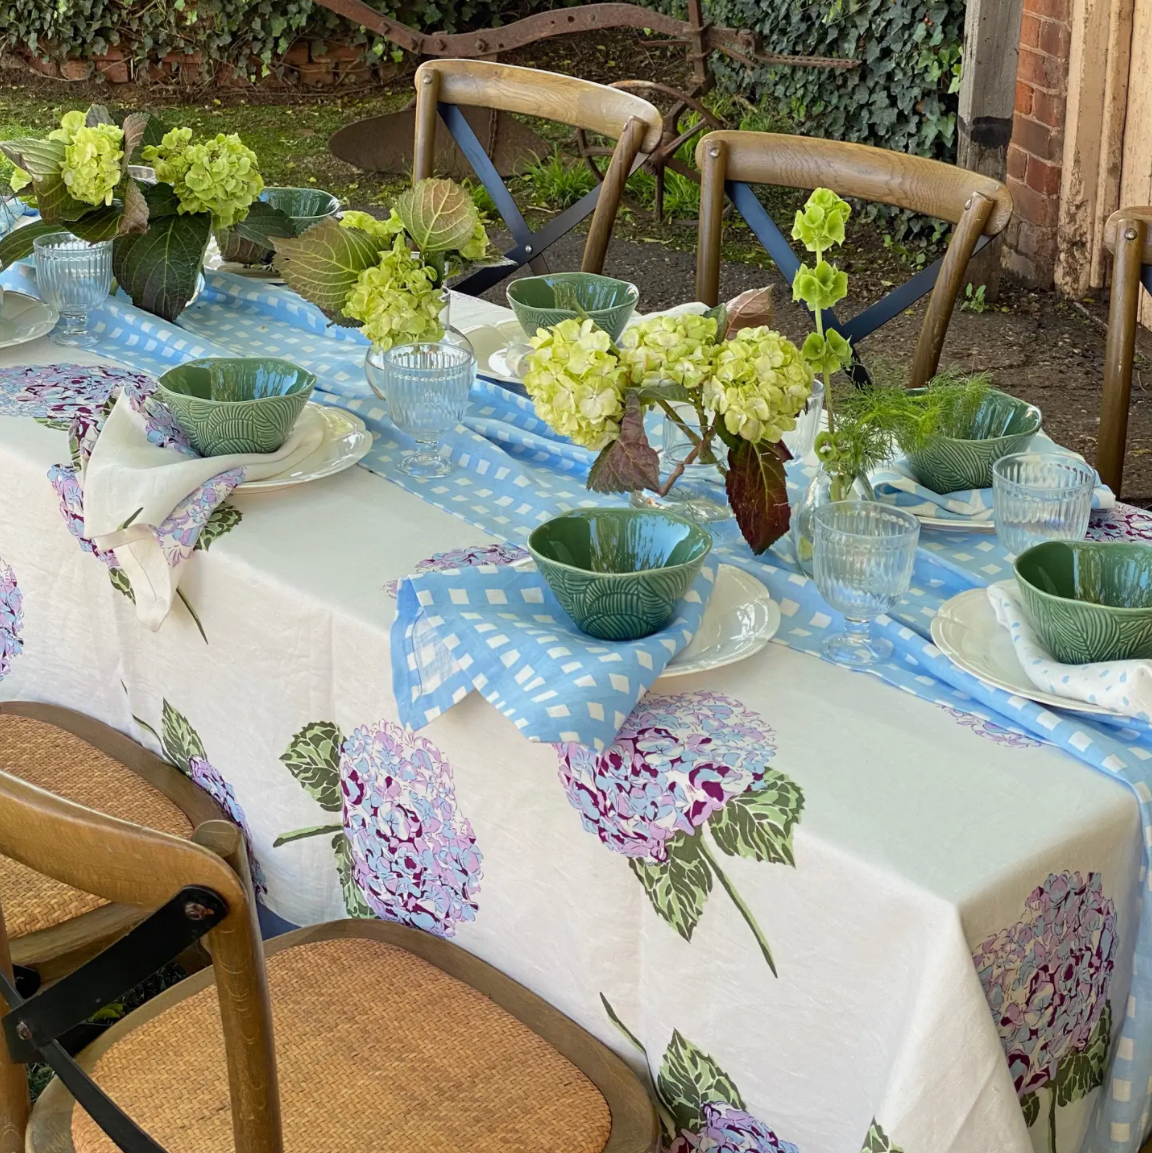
[
  {"x1": 33, "y1": 232, "x2": 112, "y2": 348},
  {"x1": 992, "y1": 452, "x2": 1095, "y2": 556},
  {"x1": 365, "y1": 341, "x2": 474, "y2": 478},
  {"x1": 812, "y1": 500, "x2": 920, "y2": 667},
  {"x1": 781, "y1": 378, "x2": 826, "y2": 461}
]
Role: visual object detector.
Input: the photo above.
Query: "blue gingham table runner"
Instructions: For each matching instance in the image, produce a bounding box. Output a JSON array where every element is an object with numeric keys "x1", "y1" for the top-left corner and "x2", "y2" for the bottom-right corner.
[
  {"x1": 2, "y1": 258, "x2": 1151, "y2": 1152},
  {"x1": 392, "y1": 562, "x2": 716, "y2": 749}
]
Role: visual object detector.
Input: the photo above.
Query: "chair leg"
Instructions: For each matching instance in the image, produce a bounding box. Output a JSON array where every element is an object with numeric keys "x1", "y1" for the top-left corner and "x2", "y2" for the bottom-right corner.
[
  {"x1": 695, "y1": 137, "x2": 726, "y2": 307},
  {"x1": 1100, "y1": 219, "x2": 1146, "y2": 495},
  {"x1": 581, "y1": 115, "x2": 644, "y2": 275}
]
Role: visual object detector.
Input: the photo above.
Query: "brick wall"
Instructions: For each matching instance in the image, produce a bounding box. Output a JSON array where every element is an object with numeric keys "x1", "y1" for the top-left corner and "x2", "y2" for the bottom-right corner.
[{"x1": 1002, "y1": 0, "x2": 1073, "y2": 286}]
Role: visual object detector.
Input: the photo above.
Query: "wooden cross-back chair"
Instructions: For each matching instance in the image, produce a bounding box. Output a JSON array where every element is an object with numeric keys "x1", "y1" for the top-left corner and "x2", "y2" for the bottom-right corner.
[
  {"x1": 0, "y1": 767, "x2": 658, "y2": 1153},
  {"x1": 1098, "y1": 207, "x2": 1152, "y2": 494},
  {"x1": 413, "y1": 59, "x2": 663, "y2": 295},
  {"x1": 695, "y1": 131, "x2": 1014, "y2": 389}
]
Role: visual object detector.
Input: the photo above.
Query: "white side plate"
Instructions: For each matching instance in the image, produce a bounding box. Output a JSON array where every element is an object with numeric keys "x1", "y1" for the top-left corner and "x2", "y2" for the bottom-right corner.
[
  {"x1": 0, "y1": 292, "x2": 58, "y2": 349},
  {"x1": 239, "y1": 405, "x2": 372, "y2": 491},
  {"x1": 660, "y1": 564, "x2": 780, "y2": 679},
  {"x1": 931, "y1": 585, "x2": 1122, "y2": 716},
  {"x1": 462, "y1": 321, "x2": 526, "y2": 384}
]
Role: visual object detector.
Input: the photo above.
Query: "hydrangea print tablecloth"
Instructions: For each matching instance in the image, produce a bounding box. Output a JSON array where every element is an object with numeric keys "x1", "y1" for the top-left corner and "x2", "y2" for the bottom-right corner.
[{"x1": 0, "y1": 260, "x2": 1148, "y2": 1153}]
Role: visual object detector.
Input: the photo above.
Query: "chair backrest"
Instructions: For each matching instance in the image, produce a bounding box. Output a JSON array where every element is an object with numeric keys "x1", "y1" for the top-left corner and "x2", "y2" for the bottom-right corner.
[
  {"x1": 1097, "y1": 207, "x2": 1152, "y2": 491},
  {"x1": 695, "y1": 130, "x2": 1014, "y2": 388},
  {"x1": 0, "y1": 771, "x2": 279, "y2": 1153},
  {"x1": 413, "y1": 59, "x2": 663, "y2": 294}
]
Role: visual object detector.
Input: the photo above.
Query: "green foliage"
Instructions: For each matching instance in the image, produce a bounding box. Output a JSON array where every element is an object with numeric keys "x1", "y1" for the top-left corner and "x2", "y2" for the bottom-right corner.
[
  {"x1": 961, "y1": 282, "x2": 987, "y2": 313},
  {"x1": 520, "y1": 148, "x2": 596, "y2": 211}
]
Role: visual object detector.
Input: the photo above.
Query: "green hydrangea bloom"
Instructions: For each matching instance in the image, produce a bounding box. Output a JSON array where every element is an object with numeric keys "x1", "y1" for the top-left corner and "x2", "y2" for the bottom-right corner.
[
  {"x1": 792, "y1": 187, "x2": 851, "y2": 252},
  {"x1": 523, "y1": 318, "x2": 627, "y2": 450},
  {"x1": 459, "y1": 218, "x2": 490, "y2": 264},
  {"x1": 47, "y1": 110, "x2": 86, "y2": 145},
  {"x1": 703, "y1": 326, "x2": 813, "y2": 443},
  {"x1": 339, "y1": 209, "x2": 405, "y2": 242},
  {"x1": 143, "y1": 128, "x2": 263, "y2": 228},
  {"x1": 792, "y1": 259, "x2": 848, "y2": 312},
  {"x1": 9, "y1": 167, "x2": 31, "y2": 195},
  {"x1": 61, "y1": 123, "x2": 124, "y2": 207},
  {"x1": 800, "y1": 329, "x2": 853, "y2": 375},
  {"x1": 618, "y1": 312, "x2": 717, "y2": 390},
  {"x1": 343, "y1": 234, "x2": 443, "y2": 350}
]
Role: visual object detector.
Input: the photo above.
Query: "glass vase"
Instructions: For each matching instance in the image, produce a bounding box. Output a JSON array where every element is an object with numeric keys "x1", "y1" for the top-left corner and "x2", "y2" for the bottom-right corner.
[
  {"x1": 790, "y1": 465, "x2": 876, "y2": 576},
  {"x1": 630, "y1": 404, "x2": 732, "y2": 523},
  {"x1": 437, "y1": 289, "x2": 473, "y2": 357}
]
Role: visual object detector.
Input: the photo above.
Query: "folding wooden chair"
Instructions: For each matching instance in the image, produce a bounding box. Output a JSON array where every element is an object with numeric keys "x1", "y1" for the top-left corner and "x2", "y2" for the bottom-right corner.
[
  {"x1": 413, "y1": 60, "x2": 663, "y2": 295},
  {"x1": 695, "y1": 131, "x2": 1014, "y2": 388},
  {"x1": 0, "y1": 702, "x2": 224, "y2": 986},
  {"x1": 0, "y1": 770, "x2": 658, "y2": 1153},
  {"x1": 1099, "y1": 207, "x2": 1152, "y2": 493}
]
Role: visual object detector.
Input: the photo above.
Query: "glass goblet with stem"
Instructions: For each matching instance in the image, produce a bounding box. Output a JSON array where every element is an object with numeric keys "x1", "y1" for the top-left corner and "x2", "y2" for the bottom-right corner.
[
  {"x1": 812, "y1": 500, "x2": 920, "y2": 667},
  {"x1": 32, "y1": 232, "x2": 113, "y2": 348},
  {"x1": 365, "y1": 340, "x2": 475, "y2": 478}
]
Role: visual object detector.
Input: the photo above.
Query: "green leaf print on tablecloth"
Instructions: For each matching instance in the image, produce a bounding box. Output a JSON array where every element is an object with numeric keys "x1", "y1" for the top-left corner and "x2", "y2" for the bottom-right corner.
[
  {"x1": 557, "y1": 692, "x2": 803, "y2": 976},
  {"x1": 1054, "y1": 1000, "x2": 1111, "y2": 1107},
  {"x1": 658, "y1": 1029, "x2": 746, "y2": 1135},
  {"x1": 275, "y1": 718, "x2": 483, "y2": 936},
  {"x1": 860, "y1": 1120, "x2": 904, "y2": 1153}
]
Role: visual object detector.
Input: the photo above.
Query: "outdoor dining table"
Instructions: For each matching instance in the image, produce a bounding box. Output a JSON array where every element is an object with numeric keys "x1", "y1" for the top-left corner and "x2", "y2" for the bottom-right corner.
[{"x1": 0, "y1": 263, "x2": 1149, "y2": 1153}]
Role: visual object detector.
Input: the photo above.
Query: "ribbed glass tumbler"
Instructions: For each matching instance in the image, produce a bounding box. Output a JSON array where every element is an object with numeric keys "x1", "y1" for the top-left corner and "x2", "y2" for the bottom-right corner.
[
  {"x1": 812, "y1": 500, "x2": 920, "y2": 667},
  {"x1": 992, "y1": 452, "x2": 1095, "y2": 557},
  {"x1": 365, "y1": 341, "x2": 475, "y2": 478},
  {"x1": 33, "y1": 232, "x2": 112, "y2": 348}
]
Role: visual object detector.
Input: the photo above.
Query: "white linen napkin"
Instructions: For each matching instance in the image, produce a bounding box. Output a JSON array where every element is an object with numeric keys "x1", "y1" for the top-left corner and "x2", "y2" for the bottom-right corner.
[
  {"x1": 83, "y1": 392, "x2": 325, "y2": 630},
  {"x1": 987, "y1": 580, "x2": 1152, "y2": 718}
]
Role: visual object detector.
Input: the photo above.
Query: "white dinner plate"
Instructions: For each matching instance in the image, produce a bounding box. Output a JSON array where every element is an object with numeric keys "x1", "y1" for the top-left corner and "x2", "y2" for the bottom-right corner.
[
  {"x1": 660, "y1": 564, "x2": 780, "y2": 678},
  {"x1": 0, "y1": 291, "x2": 58, "y2": 349},
  {"x1": 930, "y1": 585, "x2": 1122, "y2": 716},
  {"x1": 916, "y1": 513, "x2": 996, "y2": 533},
  {"x1": 239, "y1": 405, "x2": 372, "y2": 491},
  {"x1": 462, "y1": 321, "x2": 526, "y2": 384}
]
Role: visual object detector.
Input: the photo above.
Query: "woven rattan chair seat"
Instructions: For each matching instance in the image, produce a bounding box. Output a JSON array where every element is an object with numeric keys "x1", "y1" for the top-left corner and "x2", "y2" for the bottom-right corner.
[
  {"x1": 71, "y1": 935, "x2": 613, "y2": 1153},
  {"x1": 0, "y1": 715, "x2": 192, "y2": 937}
]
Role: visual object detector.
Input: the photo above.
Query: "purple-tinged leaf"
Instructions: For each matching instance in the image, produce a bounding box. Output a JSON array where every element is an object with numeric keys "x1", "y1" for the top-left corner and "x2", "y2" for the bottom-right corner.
[
  {"x1": 725, "y1": 438, "x2": 792, "y2": 554},
  {"x1": 586, "y1": 392, "x2": 660, "y2": 494}
]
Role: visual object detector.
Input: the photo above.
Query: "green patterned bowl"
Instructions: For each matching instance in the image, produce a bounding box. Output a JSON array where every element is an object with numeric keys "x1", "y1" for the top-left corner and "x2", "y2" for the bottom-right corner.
[
  {"x1": 507, "y1": 273, "x2": 639, "y2": 341},
  {"x1": 528, "y1": 508, "x2": 712, "y2": 641},
  {"x1": 157, "y1": 357, "x2": 314, "y2": 457},
  {"x1": 902, "y1": 388, "x2": 1042, "y2": 493},
  {"x1": 1014, "y1": 540, "x2": 1152, "y2": 663},
  {"x1": 217, "y1": 187, "x2": 341, "y2": 266}
]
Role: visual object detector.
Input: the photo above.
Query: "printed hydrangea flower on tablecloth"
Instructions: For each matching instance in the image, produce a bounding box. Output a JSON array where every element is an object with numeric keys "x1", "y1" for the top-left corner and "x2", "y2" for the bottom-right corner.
[
  {"x1": 0, "y1": 364, "x2": 130, "y2": 425},
  {"x1": 155, "y1": 468, "x2": 246, "y2": 569},
  {"x1": 120, "y1": 372, "x2": 195, "y2": 455},
  {"x1": 187, "y1": 755, "x2": 266, "y2": 894},
  {"x1": 973, "y1": 871, "x2": 1116, "y2": 1144},
  {"x1": 47, "y1": 464, "x2": 118, "y2": 567},
  {"x1": 559, "y1": 692, "x2": 802, "y2": 976},
  {"x1": 1087, "y1": 503, "x2": 1152, "y2": 543},
  {"x1": 340, "y1": 721, "x2": 482, "y2": 936},
  {"x1": 673, "y1": 1103, "x2": 800, "y2": 1153},
  {"x1": 384, "y1": 542, "x2": 530, "y2": 597},
  {"x1": 0, "y1": 558, "x2": 23, "y2": 681},
  {"x1": 937, "y1": 706, "x2": 1042, "y2": 749}
]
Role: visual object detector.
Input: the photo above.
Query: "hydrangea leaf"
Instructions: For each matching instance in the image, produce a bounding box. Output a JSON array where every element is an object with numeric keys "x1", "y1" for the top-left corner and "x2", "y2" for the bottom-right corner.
[
  {"x1": 160, "y1": 700, "x2": 206, "y2": 775},
  {"x1": 724, "y1": 286, "x2": 774, "y2": 337},
  {"x1": 394, "y1": 177, "x2": 479, "y2": 255},
  {"x1": 0, "y1": 137, "x2": 66, "y2": 180},
  {"x1": 227, "y1": 200, "x2": 298, "y2": 248},
  {"x1": 31, "y1": 172, "x2": 93, "y2": 225},
  {"x1": 119, "y1": 113, "x2": 151, "y2": 168},
  {"x1": 725, "y1": 439, "x2": 792, "y2": 555},
  {"x1": 280, "y1": 721, "x2": 344, "y2": 812},
  {"x1": 332, "y1": 832, "x2": 373, "y2": 918},
  {"x1": 68, "y1": 203, "x2": 125, "y2": 243},
  {"x1": 118, "y1": 178, "x2": 150, "y2": 236},
  {"x1": 195, "y1": 503, "x2": 241, "y2": 552},
  {"x1": 112, "y1": 207, "x2": 211, "y2": 323},
  {"x1": 587, "y1": 392, "x2": 660, "y2": 494},
  {"x1": 629, "y1": 833, "x2": 712, "y2": 942},
  {"x1": 860, "y1": 1119, "x2": 904, "y2": 1152},
  {"x1": 709, "y1": 770, "x2": 805, "y2": 866},
  {"x1": 272, "y1": 218, "x2": 383, "y2": 319},
  {"x1": 0, "y1": 221, "x2": 61, "y2": 268},
  {"x1": 657, "y1": 1030, "x2": 745, "y2": 1136},
  {"x1": 1020, "y1": 1093, "x2": 1039, "y2": 1128},
  {"x1": 85, "y1": 105, "x2": 115, "y2": 128},
  {"x1": 1055, "y1": 1000, "x2": 1112, "y2": 1107},
  {"x1": 703, "y1": 301, "x2": 728, "y2": 336},
  {"x1": 108, "y1": 567, "x2": 134, "y2": 602},
  {"x1": 635, "y1": 381, "x2": 692, "y2": 404}
]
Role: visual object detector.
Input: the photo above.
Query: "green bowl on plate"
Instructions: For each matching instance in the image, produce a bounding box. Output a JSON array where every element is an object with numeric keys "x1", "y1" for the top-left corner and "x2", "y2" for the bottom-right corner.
[
  {"x1": 507, "y1": 273, "x2": 639, "y2": 341},
  {"x1": 528, "y1": 508, "x2": 712, "y2": 641},
  {"x1": 157, "y1": 357, "x2": 314, "y2": 457},
  {"x1": 217, "y1": 187, "x2": 340, "y2": 266},
  {"x1": 1014, "y1": 539, "x2": 1152, "y2": 663},
  {"x1": 902, "y1": 388, "x2": 1042, "y2": 493}
]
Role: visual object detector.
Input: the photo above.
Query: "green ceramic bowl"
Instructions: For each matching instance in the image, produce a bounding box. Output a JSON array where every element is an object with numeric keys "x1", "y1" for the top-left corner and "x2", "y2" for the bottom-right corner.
[
  {"x1": 1014, "y1": 540, "x2": 1152, "y2": 663},
  {"x1": 528, "y1": 508, "x2": 711, "y2": 641},
  {"x1": 217, "y1": 187, "x2": 341, "y2": 266},
  {"x1": 902, "y1": 388, "x2": 1042, "y2": 493},
  {"x1": 507, "y1": 273, "x2": 639, "y2": 341},
  {"x1": 157, "y1": 357, "x2": 314, "y2": 457}
]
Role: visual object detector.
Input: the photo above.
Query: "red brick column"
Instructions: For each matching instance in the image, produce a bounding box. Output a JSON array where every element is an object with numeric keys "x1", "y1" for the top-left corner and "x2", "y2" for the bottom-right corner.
[{"x1": 1002, "y1": 0, "x2": 1072, "y2": 286}]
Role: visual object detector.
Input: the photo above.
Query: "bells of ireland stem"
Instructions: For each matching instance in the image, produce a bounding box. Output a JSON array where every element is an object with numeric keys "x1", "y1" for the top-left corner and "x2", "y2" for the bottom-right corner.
[{"x1": 790, "y1": 465, "x2": 876, "y2": 577}]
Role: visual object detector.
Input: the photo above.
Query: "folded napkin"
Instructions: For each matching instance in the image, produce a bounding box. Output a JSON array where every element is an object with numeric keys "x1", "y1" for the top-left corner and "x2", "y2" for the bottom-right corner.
[
  {"x1": 83, "y1": 390, "x2": 325, "y2": 630},
  {"x1": 870, "y1": 433, "x2": 1115, "y2": 522},
  {"x1": 392, "y1": 560, "x2": 717, "y2": 750},
  {"x1": 987, "y1": 581, "x2": 1152, "y2": 718}
]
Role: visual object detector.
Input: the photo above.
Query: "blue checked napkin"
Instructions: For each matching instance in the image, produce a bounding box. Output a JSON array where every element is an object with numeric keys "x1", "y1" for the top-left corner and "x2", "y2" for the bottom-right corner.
[
  {"x1": 870, "y1": 431, "x2": 1115, "y2": 522},
  {"x1": 391, "y1": 560, "x2": 717, "y2": 750}
]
